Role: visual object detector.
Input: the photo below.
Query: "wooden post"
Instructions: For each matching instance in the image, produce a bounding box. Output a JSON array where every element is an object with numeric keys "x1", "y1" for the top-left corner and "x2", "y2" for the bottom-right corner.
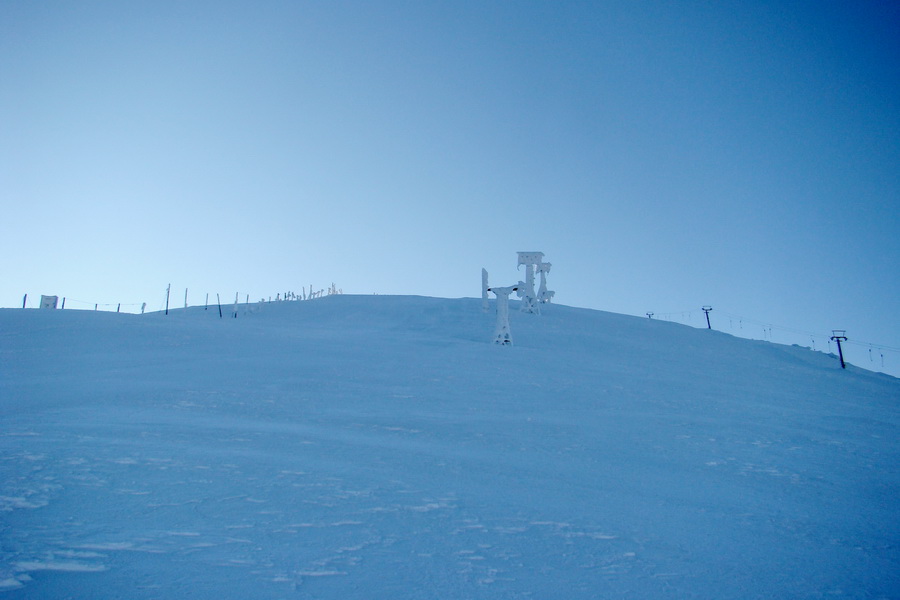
[
  {"x1": 165, "y1": 284, "x2": 171, "y2": 315},
  {"x1": 216, "y1": 294, "x2": 223, "y2": 318}
]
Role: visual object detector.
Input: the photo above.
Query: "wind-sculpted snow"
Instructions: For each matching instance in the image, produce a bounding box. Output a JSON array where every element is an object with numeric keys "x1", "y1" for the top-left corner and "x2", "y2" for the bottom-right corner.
[{"x1": 1, "y1": 295, "x2": 898, "y2": 598}]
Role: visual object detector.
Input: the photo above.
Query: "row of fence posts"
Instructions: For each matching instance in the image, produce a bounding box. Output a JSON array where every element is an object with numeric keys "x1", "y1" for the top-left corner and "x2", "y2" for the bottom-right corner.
[
  {"x1": 164, "y1": 285, "x2": 339, "y2": 319},
  {"x1": 21, "y1": 293, "x2": 142, "y2": 313},
  {"x1": 21, "y1": 283, "x2": 338, "y2": 316}
]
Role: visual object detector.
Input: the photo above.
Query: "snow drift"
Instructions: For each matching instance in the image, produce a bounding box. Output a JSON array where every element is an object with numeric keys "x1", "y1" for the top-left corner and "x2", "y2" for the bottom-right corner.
[{"x1": 1, "y1": 295, "x2": 898, "y2": 599}]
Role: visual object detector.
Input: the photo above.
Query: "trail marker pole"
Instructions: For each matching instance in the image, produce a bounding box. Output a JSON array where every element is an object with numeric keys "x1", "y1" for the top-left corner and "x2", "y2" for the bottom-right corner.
[
  {"x1": 22, "y1": 294, "x2": 26, "y2": 308},
  {"x1": 205, "y1": 293, "x2": 209, "y2": 310},
  {"x1": 61, "y1": 297, "x2": 66, "y2": 309},
  {"x1": 831, "y1": 330, "x2": 848, "y2": 369},
  {"x1": 217, "y1": 294, "x2": 223, "y2": 319},
  {"x1": 184, "y1": 288, "x2": 188, "y2": 309},
  {"x1": 702, "y1": 306, "x2": 713, "y2": 329},
  {"x1": 165, "y1": 284, "x2": 171, "y2": 315}
]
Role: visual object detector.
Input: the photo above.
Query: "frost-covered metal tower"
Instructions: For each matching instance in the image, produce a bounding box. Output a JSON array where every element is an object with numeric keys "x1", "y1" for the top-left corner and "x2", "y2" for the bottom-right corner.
[
  {"x1": 516, "y1": 252, "x2": 543, "y2": 314},
  {"x1": 537, "y1": 261, "x2": 554, "y2": 303},
  {"x1": 488, "y1": 284, "x2": 519, "y2": 345}
]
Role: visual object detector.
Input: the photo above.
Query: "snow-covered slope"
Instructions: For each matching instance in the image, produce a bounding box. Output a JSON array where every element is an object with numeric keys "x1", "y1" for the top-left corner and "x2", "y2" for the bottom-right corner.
[{"x1": 1, "y1": 295, "x2": 898, "y2": 599}]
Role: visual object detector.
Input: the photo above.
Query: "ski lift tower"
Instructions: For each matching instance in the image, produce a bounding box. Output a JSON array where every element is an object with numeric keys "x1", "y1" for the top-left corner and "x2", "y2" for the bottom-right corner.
[
  {"x1": 517, "y1": 252, "x2": 543, "y2": 314},
  {"x1": 488, "y1": 284, "x2": 519, "y2": 345},
  {"x1": 537, "y1": 261, "x2": 554, "y2": 303},
  {"x1": 831, "y1": 330, "x2": 848, "y2": 369}
]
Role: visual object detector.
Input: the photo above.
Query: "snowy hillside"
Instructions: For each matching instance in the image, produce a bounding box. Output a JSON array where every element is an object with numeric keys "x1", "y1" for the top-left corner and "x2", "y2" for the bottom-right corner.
[{"x1": 1, "y1": 295, "x2": 898, "y2": 599}]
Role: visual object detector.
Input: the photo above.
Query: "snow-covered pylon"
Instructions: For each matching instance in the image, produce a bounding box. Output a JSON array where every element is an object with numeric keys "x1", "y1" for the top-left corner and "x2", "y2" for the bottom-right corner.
[
  {"x1": 537, "y1": 261, "x2": 554, "y2": 303},
  {"x1": 488, "y1": 284, "x2": 519, "y2": 345},
  {"x1": 516, "y1": 252, "x2": 543, "y2": 314}
]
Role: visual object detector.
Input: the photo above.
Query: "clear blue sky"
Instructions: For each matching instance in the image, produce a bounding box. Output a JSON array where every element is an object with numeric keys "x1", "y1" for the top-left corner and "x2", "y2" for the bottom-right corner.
[{"x1": 2, "y1": 1, "x2": 898, "y2": 373}]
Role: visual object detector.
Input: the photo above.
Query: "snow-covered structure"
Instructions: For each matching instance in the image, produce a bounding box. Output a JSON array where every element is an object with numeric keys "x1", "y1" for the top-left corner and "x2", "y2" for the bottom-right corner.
[
  {"x1": 488, "y1": 284, "x2": 519, "y2": 345},
  {"x1": 516, "y1": 252, "x2": 543, "y2": 314},
  {"x1": 537, "y1": 261, "x2": 554, "y2": 303}
]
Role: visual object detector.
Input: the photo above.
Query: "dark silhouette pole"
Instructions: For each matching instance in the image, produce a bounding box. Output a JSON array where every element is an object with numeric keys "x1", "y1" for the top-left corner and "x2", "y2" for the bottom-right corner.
[
  {"x1": 831, "y1": 330, "x2": 848, "y2": 369},
  {"x1": 646, "y1": 312, "x2": 654, "y2": 319},
  {"x1": 165, "y1": 284, "x2": 171, "y2": 315},
  {"x1": 702, "y1": 306, "x2": 713, "y2": 329}
]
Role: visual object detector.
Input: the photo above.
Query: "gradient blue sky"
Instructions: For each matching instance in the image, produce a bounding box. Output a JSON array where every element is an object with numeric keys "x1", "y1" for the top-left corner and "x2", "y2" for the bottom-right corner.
[{"x1": 2, "y1": 1, "x2": 898, "y2": 373}]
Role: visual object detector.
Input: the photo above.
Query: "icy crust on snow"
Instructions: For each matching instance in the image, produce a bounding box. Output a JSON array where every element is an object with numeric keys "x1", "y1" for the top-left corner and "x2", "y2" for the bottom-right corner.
[{"x1": 0, "y1": 295, "x2": 898, "y2": 599}]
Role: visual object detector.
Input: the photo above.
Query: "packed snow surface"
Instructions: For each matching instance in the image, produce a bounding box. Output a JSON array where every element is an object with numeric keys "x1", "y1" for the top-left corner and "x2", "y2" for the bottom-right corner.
[{"x1": 1, "y1": 295, "x2": 898, "y2": 599}]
